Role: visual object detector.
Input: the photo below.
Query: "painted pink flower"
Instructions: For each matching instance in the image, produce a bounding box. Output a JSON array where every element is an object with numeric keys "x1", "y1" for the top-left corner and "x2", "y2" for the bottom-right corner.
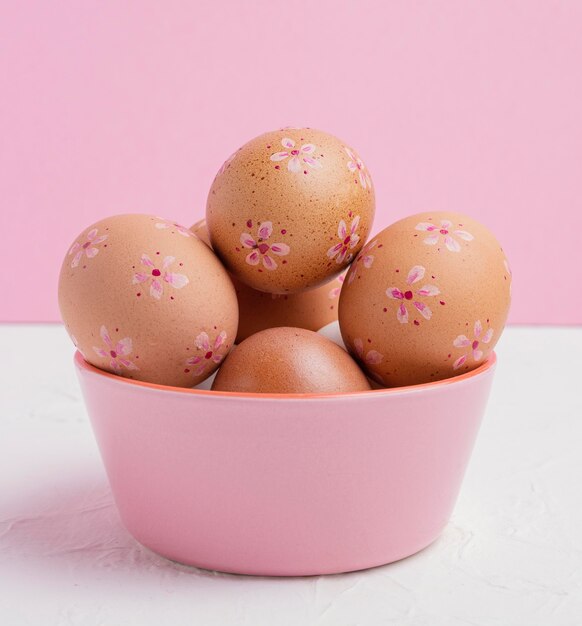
[
  {"x1": 133, "y1": 254, "x2": 189, "y2": 299},
  {"x1": 415, "y1": 219, "x2": 474, "y2": 252},
  {"x1": 93, "y1": 325, "x2": 139, "y2": 374},
  {"x1": 345, "y1": 147, "x2": 372, "y2": 189},
  {"x1": 452, "y1": 321, "x2": 494, "y2": 370},
  {"x1": 68, "y1": 228, "x2": 108, "y2": 268},
  {"x1": 240, "y1": 221, "x2": 290, "y2": 270},
  {"x1": 186, "y1": 331, "x2": 227, "y2": 376},
  {"x1": 328, "y1": 274, "x2": 345, "y2": 299},
  {"x1": 353, "y1": 338, "x2": 383, "y2": 365},
  {"x1": 327, "y1": 216, "x2": 361, "y2": 264},
  {"x1": 386, "y1": 266, "x2": 440, "y2": 324},
  {"x1": 347, "y1": 239, "x2": 376, "y2": 284},
  {"x1": 270, "y1": 138, "x2": 322, "y2": 173},
  {"x1": 155, "y1": 218, "x2": 192, "y2": 237}
]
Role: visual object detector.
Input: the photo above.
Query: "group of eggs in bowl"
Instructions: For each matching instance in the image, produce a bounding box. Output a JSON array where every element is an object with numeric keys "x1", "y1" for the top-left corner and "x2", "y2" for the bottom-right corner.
[{"x1": 58, "y1": 127, "x2": 511, "y2": 394}]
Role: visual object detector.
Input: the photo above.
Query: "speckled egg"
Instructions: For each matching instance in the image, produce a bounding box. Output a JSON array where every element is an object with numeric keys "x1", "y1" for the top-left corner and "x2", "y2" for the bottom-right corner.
[
  {"x1": 206, "y1": 127, "x2": 375, "y2": 294},
  {"x1": 58, "y1": 214, "x2": 238, "y2": 387},
  {"x1": 191, "y1": 218, "x2": 345, "y2": 342},
  {"x1": 211, "y1": 327, "x2": 371, "y2": 394},
  {"x1": 339, "y1": 212, "x2": 512, "y2": 387}
]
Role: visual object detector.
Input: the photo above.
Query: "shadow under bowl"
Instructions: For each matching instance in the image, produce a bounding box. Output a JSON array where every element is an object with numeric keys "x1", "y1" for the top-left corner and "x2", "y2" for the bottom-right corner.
[{"x1": 74, "y1": 351, "x2": 496, "y2": 576}]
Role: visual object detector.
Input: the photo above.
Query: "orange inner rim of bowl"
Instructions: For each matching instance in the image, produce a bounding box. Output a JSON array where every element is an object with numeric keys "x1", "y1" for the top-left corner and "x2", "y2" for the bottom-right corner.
[{"x1": 74, "y1": 350, "x2": 497, "y2": 400}]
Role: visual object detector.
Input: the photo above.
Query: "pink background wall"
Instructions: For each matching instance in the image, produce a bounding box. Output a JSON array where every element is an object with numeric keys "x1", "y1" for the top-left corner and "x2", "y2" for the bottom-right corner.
[{"x1": 1, "y1": 1, "x2": 581, "y2": 324}]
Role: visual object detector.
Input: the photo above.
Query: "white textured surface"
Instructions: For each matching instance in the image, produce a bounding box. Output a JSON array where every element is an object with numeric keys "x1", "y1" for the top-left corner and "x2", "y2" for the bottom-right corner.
[{"x1": 1, "y1": 324, "x2": 581, "y2": 625}]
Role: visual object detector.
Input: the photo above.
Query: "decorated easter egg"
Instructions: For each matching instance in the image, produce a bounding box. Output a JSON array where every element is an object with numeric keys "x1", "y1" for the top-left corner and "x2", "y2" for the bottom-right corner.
[
  {"x1": 206, "y1": 127, "x2": 375, "y2": 294},
  {"x1": 191, "y1": 218, "x2": 345, "y2": 342},
  {"x1": 58, "y1": 214, "x2": 238, "y2": 387},
  {"x1": 211, "y1": 327, "x2": 372, "y2": 394},
  {"x1": 339, "y1": 212, "x2": 512, "y2": 387}
]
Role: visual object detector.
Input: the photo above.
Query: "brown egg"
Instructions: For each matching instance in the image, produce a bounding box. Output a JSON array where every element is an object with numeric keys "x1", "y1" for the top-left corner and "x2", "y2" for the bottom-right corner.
[
  {"x1": 191, "y1": 218, "x2": 344, "y2": 342},
  {"x1": 339, "y1": 212, "x2": 512, "y2": 387},
  {"x1": 211, "y1": 327, "x2": 372, "y2": 394},
  {"x1": 206, "y1": 127, "x2": 375, "y2": 294},
  {"x1": 58, "y1": 214, "x2": 238, "y2": 387}
]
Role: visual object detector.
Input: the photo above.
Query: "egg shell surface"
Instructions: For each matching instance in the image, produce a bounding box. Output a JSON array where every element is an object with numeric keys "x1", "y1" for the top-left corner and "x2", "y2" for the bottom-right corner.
[
  {"x1": 211, "y1": 327, "x2": 372, "y2": 394},
  {"x1": 206, "y1": 127, "x2": 375, "y2": 294},
  {"x1": 191, "y1": 219, "x2": 345, "y2": 342},
  {"x1": 58, "y1": 214, "x2": 238, "y2": 387},
  {"x1": 339, "y1": 212, "x2": 512, "y2": 387}
]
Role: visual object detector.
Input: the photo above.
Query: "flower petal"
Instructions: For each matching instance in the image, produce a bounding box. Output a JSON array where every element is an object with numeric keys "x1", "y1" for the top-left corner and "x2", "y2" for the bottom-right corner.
[
  {"x1": 240, "y1": 232, "x2": 256, "y2": 248},
  {"x1": 444, "y1": 236, "x2": 461, "y2": 252},
  {"x1": 453, "y1": 335, "x2": 471, "y2": 348},
  {"x1": 68, "y1": 241, "x2": 80, "y2": 256},
  {"x1": 212, "y1": 354, "x2": 224, "y2": 364},
  {"x1": 155, "y1": 222, "x2": 168, "y2": 230},
  {"x1": 270, "y1": 151, "x2": 289, "y2": 162},
  {"x1": 413, "y1": 301, "x2": 432, "y2": 320},
  {"x1": 482, "y1": 328, "x2": 494, "y2": 344},
  {"x1": 150, "y1": 279, "x2": 163, "y2": 299},
  {"x1": 270, "y1": 242, "x2": 290, "y2": 256},
  {"x1": 423, "y1": 233, "x2": 440, "y2": 245},
  {"x1": 363, "y1": 255, "x2": 374, "y2": 268},
  {"x1": 262, "y1": 255, "x2": 277, "y2": 270},
  {"x1": 288, "y1": 156, "x2": 301, "y2": 172},
  {"x1": 407, "y1": 265, "x2": 425, "y2": 285},
  {"x1": 359, "y1": 170, "x2": 366, "y2": 189},
  {"x1": 214, "y1": 331, "x2": 227, "y2": 350},
  {"x1": 474, "y1": 320, "x2": 483, "y2": 338},
  {"x1": 350, "y1": 215, "x2": 361, "y2": 234},
  {"x1": 93, "y1": 347, "x2": 108, "y2": 358},
  {"x1": 473, "y1": 349, "x2": 484, "y2": 361},
  {"x1": 366, "y1": 350, "x2": 383, "y2": 365},
  {"x1": 195, "y1": 332, "x2": 210, "y2": 351},
  {"x1": 386, "y1": 288, "x2": 404, "y2": 300},
  {"x1": 133, "y1": 272, "x2": 148, "y2": 284},
  {"x1": 415, "y1": 222, "x2": 436, "y2": 232},
  {"x1": 162, "y1": 256, "x2": 175, "y2": 270},
  {"x1": 187, "y1": 356, "x2": 202, "y2": 365},
  {"x1": 110, "y1": 359, "x2": 122, "y2": 373},
  {"x1": 281, "y1": 137, "x2": 295, "y2": 149},
  {"x1": 453, "y1": 355, "x2": 467, "y2": 370},
  {"x1": 327, "y1": 243, "x2": 342, "y2": 259},
  {"x1": 347, "y1": 161, "x2": 357, "y2": 172},
  {"x1": 246, "y1": 251, "x2": 260, "y2": 265},
  {"x1": 85, "y1": 247, "x2": 99, "y2": 258},
  {"x1": 141, "y1": 254, "x2": 154, "y2": 267},
  {"x1": 353, "y1": 338, "x2": 364, "y2": 357},
  {"x1": 164, "y1": 272, "x2": 189, "y2": 289},
  {"x1": 338, "y1": 220, "x2": 347, "y2": 239},
  {"x1": 120, "y1": 359, "x2": 139, "y2": 371},
  {"x1": 100, "y1": 325, "x2": 112, "y2": 347},
  {"x1": 344, "y1": 147, "x2": 355, "y2": 159},
  {"x1": 258, "y1": 221, "x2": 273, "y2": 240},
  {"x1": 301, "y1": 143, "x2": 316, "y2": 153},
  {"x1": 397, "y1": 303, "x2": 409, "y2": 324},
  {"x1": 115, "y1": 337, "x2": 133, "y2": 356},
  {"x1": 86, "y1": 228, "x2": 98, "y2": 241},
  {"x1": 91, "y1": 235, "x2": 108, "y2": 245},
  {"x1": 71, "y1": 250, "x2": 83, "y2": 268},
  {"x1": 417, "y1": 284, "x2": 440, "y2": 296},
  {"x1": 348, "y1": 233, "x2": 360, "y2": 249},
  {"x1": 440, "y1": 220, "x2": 453, "y2": 229},
  {"x1": 454, "y1": 230, "x2": 474, "y2": 242},
  {"x1": 336, "y1": 247, "x2": 348, "y2": 264}
]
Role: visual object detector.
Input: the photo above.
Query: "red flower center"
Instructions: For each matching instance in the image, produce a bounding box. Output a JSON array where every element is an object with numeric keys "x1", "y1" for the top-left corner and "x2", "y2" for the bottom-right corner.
[
  {"x1": 258, "y1": 243, "x2": 270, "y2": 255},
  {"x1": 110, "y1": 350, "x2": 117, "y2": 358},
  {"x1": 204, "y1": 351, "x2": 213, "y2": 360},
  {"x1": 290, "y1": 149, "x2": 299, "y2": 155},
  {"x1": 472, "y1": 340, "x2": 479, "y2": 349},
  {"x1": 440, "y1": 229, "x2": 449, "y2": 234},
  {"x1": 404, "y1": 290, "x2": 413, "y2": 300},
  {"x1": 82, "y1": 241, "x2": 90, "y2": 249},
  {"x1": 152, "y1": 269, "x2": 161, "y2": 276},
  {"x1": 343, "y1": 236, "x2": 351, "y2": 245}
]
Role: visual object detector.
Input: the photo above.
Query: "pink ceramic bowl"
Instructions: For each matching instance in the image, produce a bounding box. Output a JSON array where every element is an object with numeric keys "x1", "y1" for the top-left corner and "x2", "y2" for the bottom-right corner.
[{"x1": 75, "y1": 350, "x2": 496, "y2": 576}]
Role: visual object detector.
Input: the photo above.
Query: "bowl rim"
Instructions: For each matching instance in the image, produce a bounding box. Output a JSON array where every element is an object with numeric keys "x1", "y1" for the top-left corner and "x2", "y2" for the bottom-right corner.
[{"x1": 74, "y1": 350, "x2": 497, "y2": 401}]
